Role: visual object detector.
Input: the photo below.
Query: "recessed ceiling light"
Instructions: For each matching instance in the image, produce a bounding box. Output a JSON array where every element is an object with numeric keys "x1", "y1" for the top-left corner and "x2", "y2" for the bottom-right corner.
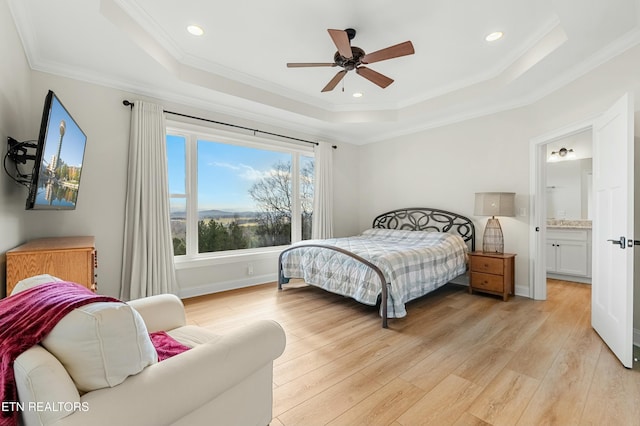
[
  {"x1": 485, "y1": 31, "x2": 503, "y2": 42},
  {"x1": 352, "y1": 92, "x2": 363, "y2": 98},
  {"x1": 187, "y1": 25, "x2": 204, "y2": 36}
]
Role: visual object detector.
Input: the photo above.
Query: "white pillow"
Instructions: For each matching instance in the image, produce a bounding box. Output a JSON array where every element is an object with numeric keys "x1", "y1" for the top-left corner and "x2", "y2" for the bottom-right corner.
[
  {"x1": 11, "y1": 274, "x2": 64, "y2": 295},
  {"x1": 42, "y1": 301, "x2": 158, "y2": 392}
]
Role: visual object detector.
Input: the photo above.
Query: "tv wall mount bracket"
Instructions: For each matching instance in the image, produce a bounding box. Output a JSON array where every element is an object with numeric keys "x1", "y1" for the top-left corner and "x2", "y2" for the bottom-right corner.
[{"x1": 7, "y1": 137, "x2": 37, "y2": 164}]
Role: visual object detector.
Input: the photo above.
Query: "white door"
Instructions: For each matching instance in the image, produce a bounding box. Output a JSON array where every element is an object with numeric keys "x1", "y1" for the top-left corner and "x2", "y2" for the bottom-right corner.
[{"x1": 592, "y1": 93, "x2": 634, "y2": 368}]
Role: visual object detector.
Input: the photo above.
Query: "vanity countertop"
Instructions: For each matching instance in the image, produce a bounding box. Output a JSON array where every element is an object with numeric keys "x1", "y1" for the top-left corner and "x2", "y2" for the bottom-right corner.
[{"x1": 547, "y1": 219, "x2": 592, "y2": 230}]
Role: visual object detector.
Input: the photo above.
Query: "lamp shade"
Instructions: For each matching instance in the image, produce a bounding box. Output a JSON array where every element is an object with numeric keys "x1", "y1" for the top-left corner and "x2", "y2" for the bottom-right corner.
[{"x1": 474, "y1": 192, "x2": 515, "y2": 217}]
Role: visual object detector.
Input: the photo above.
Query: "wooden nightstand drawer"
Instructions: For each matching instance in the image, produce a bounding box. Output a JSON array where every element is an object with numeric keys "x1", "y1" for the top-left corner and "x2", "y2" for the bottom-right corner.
[
  {"x1": 467, "y1": 252, "x2": 516, "y2": 301},
  {"x1": 470, "y1": 272, "x2": 504, "y2": 293},
  {"x1": 470, "y1": 256, "x2": 504, "y2": 275}
]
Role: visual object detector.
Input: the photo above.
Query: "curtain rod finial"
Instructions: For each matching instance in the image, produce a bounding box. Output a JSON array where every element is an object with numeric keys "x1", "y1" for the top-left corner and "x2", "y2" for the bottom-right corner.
[{"x1": 123, "y1": 100, "x2": 134, "y2": 109}]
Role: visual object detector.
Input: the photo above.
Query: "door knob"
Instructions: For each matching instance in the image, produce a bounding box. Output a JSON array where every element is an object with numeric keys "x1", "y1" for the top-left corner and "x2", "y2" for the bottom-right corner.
[{"x1": 607, "y1": 236, "x2": 626, "y2": 249}]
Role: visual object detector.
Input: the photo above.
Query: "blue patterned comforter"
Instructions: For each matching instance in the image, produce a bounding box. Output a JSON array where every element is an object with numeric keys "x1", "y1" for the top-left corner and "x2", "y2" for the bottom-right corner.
[{"x1": 280, "y1": 228, "x2": 468, "y2": 318}]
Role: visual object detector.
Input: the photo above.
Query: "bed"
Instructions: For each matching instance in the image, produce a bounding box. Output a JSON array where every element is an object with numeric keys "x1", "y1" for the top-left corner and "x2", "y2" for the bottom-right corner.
[{"x1": 278, "y1": 207, "x2": 475, "y2": 328}]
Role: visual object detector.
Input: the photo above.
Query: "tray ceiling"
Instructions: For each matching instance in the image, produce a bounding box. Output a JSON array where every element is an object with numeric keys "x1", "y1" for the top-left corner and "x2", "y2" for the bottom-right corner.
[{"x1": 8, "y1": 0, "x2": 640, "y2": 144}]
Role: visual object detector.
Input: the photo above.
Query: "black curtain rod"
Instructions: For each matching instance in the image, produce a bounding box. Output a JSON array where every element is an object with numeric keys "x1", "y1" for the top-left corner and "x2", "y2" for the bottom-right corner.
[{"x1": 122, "y1": 100, "x2": 336, "y2": 149}]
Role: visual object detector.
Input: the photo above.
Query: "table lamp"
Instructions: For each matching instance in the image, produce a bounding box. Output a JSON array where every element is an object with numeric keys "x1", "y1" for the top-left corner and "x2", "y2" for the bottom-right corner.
[{"x1": 474, "y1": 192, "x2": 515, "y2": 253}]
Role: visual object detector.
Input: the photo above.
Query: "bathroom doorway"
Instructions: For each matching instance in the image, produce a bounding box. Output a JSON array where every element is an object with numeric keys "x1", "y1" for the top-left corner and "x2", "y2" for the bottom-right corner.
[
  {"x1": 530, "y1": 94, "x2": 636, "y2": 368},
  {"x1": 545, "y1": 130, "x2": 593, "y2": 285}
]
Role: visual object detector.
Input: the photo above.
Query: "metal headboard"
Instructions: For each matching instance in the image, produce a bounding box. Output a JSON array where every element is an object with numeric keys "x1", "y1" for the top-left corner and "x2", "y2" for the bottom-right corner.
[{"x1": 372, "y1": 207, "x2": 475, "y2": 252}]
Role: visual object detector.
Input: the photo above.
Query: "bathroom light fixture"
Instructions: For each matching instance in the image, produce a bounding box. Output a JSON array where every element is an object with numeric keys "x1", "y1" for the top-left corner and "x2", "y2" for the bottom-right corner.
[
  {"x1": 485, "y1": 31, "x2": 504, "y2": 42},
  {"x1": 352, "y1": 92, "x2": 363, "y2": 98},
  {"x1": 548, "y1": 147, "x2": 575, "y2": 162},
  {"x1": 187, "y1": 25, "x2": 204, "y2": 36}
]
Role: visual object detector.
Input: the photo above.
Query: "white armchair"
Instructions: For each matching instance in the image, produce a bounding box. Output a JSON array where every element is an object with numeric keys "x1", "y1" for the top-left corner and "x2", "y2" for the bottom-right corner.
[{"x1": 13, "y1": 293, "x2": 286, "y2": 426}]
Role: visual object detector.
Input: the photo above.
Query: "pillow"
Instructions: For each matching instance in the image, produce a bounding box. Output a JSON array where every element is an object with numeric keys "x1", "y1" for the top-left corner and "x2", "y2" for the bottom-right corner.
[
  {"x1": 41, "y1": 301, "x2": 158, "y2": 392},
  {"x1": 11, "y1": 274, "x2": 64, "y2": 295}
]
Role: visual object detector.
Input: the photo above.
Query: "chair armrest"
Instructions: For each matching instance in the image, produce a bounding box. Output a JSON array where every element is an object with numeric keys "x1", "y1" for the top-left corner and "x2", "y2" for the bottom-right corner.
[
  {"x1": 14, "y1": 346, "x2": 81, "y2": 426},
  {"x1": 127, "y1": 294, "x2": 186, "y2": 333},
  {"x1": 51, "y1": 320, "x2": 286, "y2": 426}
]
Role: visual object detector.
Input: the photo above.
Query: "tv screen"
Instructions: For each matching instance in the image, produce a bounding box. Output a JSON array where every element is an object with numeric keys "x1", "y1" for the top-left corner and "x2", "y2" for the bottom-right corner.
[{"x1": 26, "y1": 91, "x2": 87, "y2": 210}]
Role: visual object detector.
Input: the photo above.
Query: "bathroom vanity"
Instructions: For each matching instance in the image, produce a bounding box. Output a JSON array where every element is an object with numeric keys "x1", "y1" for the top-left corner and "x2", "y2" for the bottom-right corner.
[{"x1": 546, "y1": 220, "x2": 591, "y2": 283}]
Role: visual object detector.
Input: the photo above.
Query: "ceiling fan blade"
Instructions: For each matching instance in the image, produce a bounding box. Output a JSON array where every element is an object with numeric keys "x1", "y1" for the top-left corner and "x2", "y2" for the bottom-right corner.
[
  {"x1": 328, "y1": 29, "x2": 353, "y2": 59},
  {"x1": 287, "y1": 62, "x2": 336, "y2": 68},
  {"x1": 321, "y1": 70, "x2": 347, "y2": 92},
  {"x1": 356, "y1": 66, "x2": 394, "y2": 88},
  {"x1": 361, "y1": 41, "x2": 415, "y2": 64}
]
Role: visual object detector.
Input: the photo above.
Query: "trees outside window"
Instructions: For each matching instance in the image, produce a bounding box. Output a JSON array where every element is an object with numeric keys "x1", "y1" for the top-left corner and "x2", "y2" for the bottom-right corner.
[{"x1": 167, "y1": 130, "x2": 314, "y2": 257}]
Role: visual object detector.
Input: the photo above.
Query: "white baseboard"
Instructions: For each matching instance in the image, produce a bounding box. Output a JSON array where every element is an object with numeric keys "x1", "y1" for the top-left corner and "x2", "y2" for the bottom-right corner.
[
  {"x1": 546, "y1": 273, "x2": 591, "y2": 284},
  {"x1": 177, "y1": 273, "x2": 277, "y2": 299},
  {"x1": 514, "y1": 284, "x2": 531, "y2": 298}
]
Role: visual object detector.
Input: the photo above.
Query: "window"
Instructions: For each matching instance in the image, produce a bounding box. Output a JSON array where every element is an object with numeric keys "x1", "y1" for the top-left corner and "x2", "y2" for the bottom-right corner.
[
  {"x1": 167, "y1": 135, "x2": 187, "y2": 255},
  {"x1": 167, "y1": 125, "x2": 314, "y2": 258}
]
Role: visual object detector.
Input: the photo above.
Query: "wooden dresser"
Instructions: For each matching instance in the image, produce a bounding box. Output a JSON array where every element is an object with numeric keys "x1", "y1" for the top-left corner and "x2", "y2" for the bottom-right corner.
[
  {"x1": 6, "y1": 236, "x2": 97, "y2": 295},
  {"x1": 468, "y1": 251, "x2": 516, "y2": 301}
]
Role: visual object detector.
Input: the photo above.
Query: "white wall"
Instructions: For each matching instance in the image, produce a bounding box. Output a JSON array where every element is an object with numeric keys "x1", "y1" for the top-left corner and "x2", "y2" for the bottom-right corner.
[
  {"x1": 14, "y1": 71, "x2": 360, "y2": 298},
  {"x1": 0, "y1": 0, "x2": 33, "y2": 296},
  {"x1": 357, "y1": 109, "x2": 532, "y2": 295},
  {"x1": 5, "y1": 8, "x2": 640, "y2": 304},
  {"x1": 22, "y1": 73, "x2": 133, "y2": 298},
  {"x1": 357, "y1": 42, "x2": 640, "y2": 298}
]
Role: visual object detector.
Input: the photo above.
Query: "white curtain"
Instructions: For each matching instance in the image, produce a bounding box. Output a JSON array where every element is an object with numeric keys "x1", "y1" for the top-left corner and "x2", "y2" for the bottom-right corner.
[
  {"x1": 120, "y1": 101, "x2": 177, "y2": 300},
  {"x1": 311, "y1": 141, "x2": 334, "y2": 239}
]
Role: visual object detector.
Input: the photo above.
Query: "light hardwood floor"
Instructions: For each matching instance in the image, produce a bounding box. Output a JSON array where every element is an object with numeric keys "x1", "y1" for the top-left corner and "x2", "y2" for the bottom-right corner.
[{"x1": 183, "y1": 279, "x2": 640, "y2": 425}]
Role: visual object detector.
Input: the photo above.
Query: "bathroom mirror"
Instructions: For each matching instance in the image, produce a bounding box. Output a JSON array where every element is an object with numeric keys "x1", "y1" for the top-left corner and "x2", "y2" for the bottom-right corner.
[{"x1": 546, "y1": 131, "x2": 592, "y2": 220}]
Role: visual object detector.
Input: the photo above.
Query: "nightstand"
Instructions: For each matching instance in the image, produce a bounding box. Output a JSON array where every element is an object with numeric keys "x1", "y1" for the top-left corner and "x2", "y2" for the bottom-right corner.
[{"x1": 468, "y1": 252, "x2": 516, "y2": 301}]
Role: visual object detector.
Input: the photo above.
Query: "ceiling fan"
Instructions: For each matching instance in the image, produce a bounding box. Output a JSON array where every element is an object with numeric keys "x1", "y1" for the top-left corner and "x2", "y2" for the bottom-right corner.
[{"x1": 287, "y1": 28, "x2": 415, "y2": 92}]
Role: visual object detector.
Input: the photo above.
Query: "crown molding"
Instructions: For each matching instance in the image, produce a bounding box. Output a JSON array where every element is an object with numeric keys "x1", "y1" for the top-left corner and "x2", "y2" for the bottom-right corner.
[
  {"x1": 6, "y1": 0, "x2": 39, "y2": 69},
  {"x1": 9, "y1": 0, "x2": 640, "y2": 145},
  {"x1": 397, "y1": 16, "x2": 563, "y2": 109},
  {"x1": 521, "y1": 26, "x2": 640, "y2": 108}
]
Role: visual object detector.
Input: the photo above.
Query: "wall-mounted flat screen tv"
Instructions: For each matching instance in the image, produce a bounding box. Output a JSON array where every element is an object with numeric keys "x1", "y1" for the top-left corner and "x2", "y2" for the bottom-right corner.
[{"x1": 26, "y1": 90, "x2": 87, "y2": 210}]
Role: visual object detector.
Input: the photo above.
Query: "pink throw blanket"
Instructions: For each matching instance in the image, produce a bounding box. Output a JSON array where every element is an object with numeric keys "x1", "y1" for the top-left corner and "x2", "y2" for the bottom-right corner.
[
  {"x1": 149, "y1": 331, "x2": 192, "y2": 361},
  {"x1": 0, "y1": 282, "x2": 190, "y2": 426},
  {"x1": 0, "y1": 282, "x2": 119, "y2": 426}
]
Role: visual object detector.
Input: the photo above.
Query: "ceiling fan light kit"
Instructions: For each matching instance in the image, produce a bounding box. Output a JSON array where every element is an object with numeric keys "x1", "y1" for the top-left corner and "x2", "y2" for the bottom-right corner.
[{"x1": 287, "y1": 28, "x2": 415, "y2": 92}]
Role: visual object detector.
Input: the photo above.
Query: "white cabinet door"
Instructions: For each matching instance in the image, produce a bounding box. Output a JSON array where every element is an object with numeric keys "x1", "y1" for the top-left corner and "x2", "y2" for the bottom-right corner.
[
  {"x1": 546, "y1": 229, "x2": 589, "y2": 277},
  {"x1": 546, "y1": 241, "x2": 558, "y2": 272},
  {"x1": 556, "y1": 240, "x2": 588, "y2": 276}
]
